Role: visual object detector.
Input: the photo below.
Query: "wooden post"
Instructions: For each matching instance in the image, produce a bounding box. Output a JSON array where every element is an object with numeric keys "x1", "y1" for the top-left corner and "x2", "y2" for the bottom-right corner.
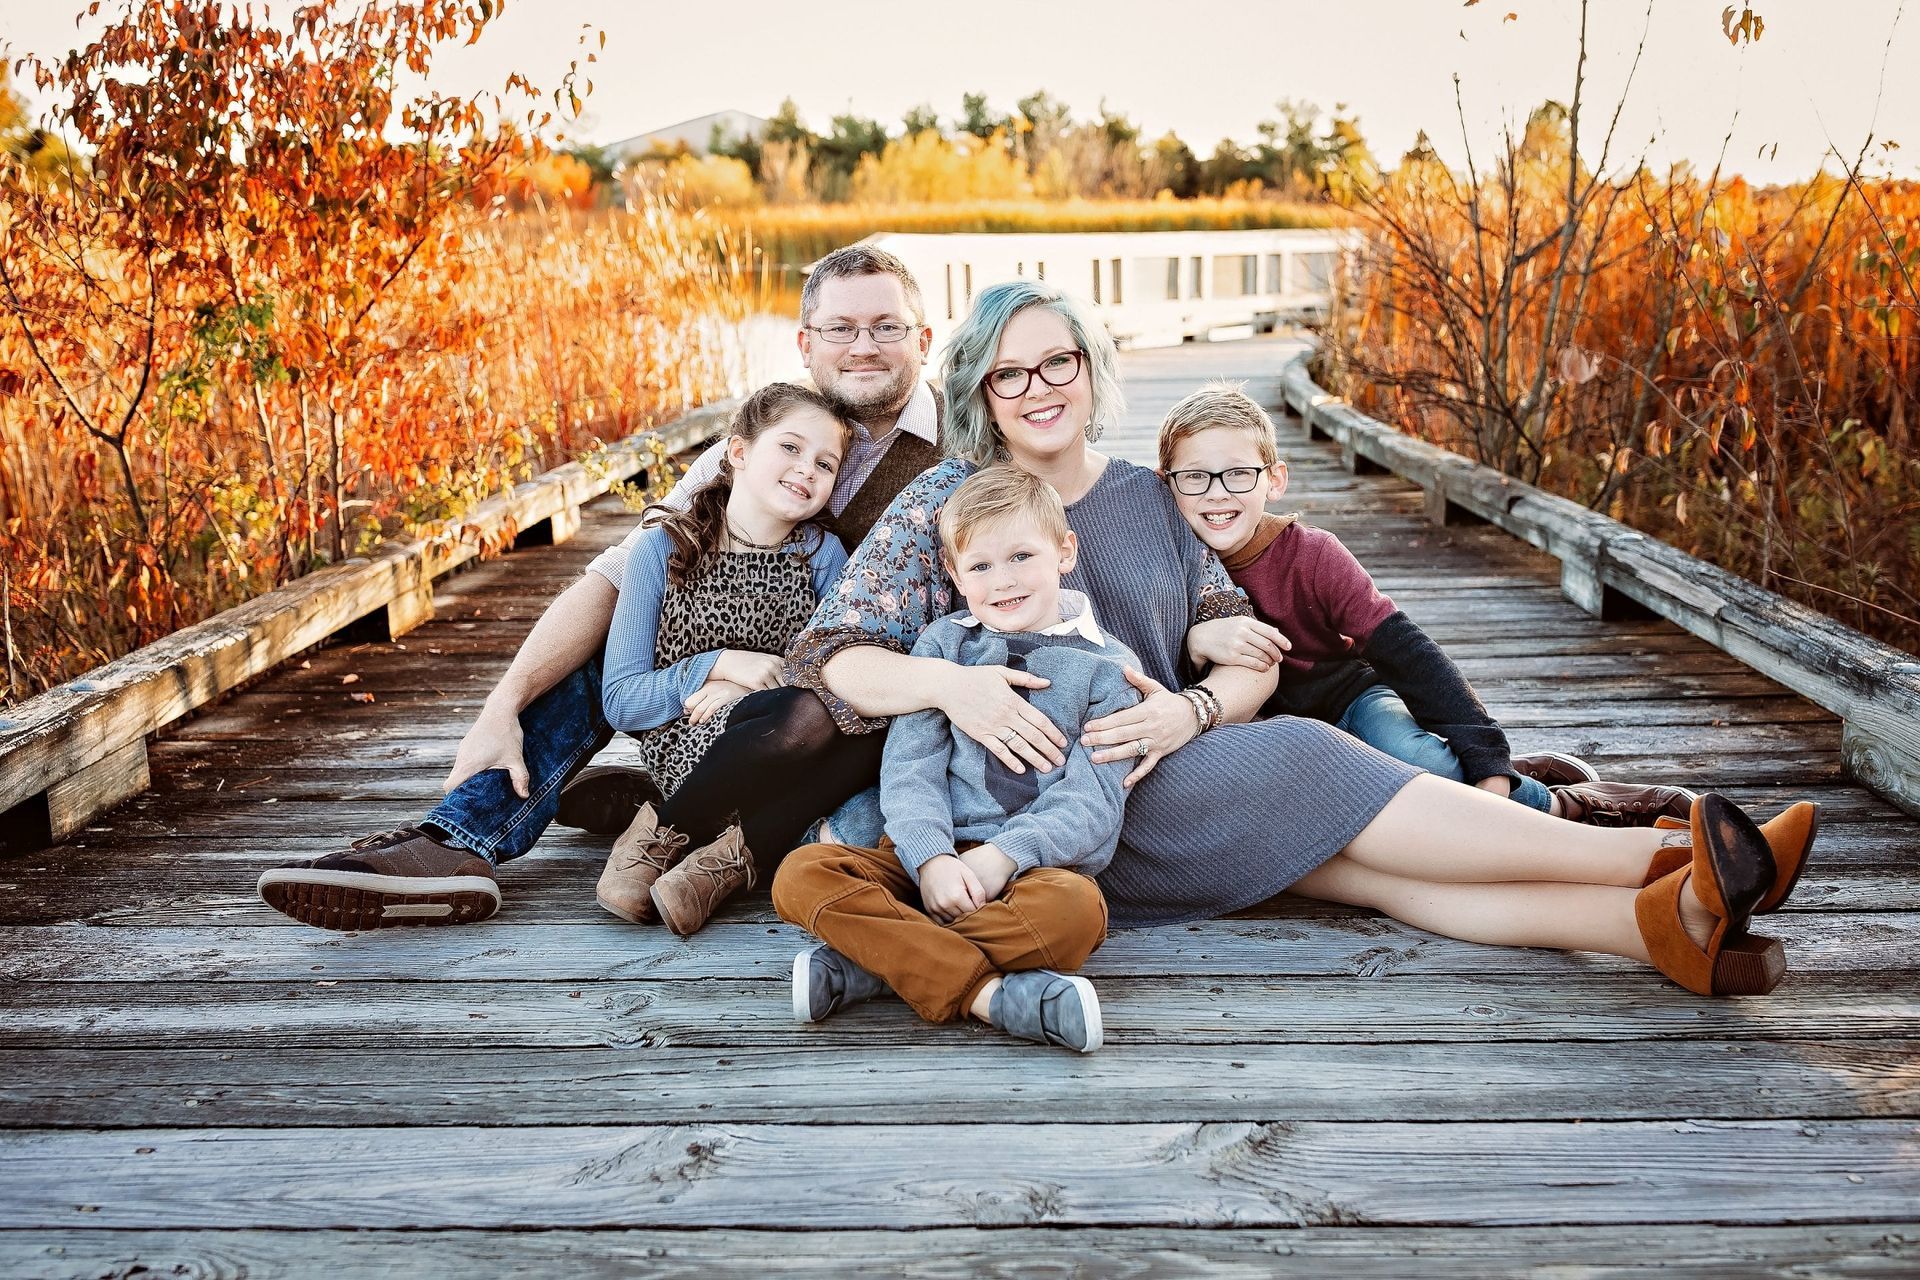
[
  {"x1": 514, "y1": 504, "x2": 581, "y2": 549},
  {"x1": 1841, "y1": 699, "x2": 1920, "y2": 819}
]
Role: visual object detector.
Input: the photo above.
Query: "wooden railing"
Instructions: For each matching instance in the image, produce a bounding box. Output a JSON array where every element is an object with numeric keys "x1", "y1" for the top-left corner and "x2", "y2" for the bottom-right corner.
[
  {"x1": 0, "y1": 402, "x2": 734, "y2": 854},
  {"x1": 1281, "y1": 351, "x2": 1920, "y2": 818}
]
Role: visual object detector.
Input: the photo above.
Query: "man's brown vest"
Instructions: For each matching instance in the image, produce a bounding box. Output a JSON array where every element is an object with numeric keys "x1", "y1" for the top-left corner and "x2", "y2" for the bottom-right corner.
[{"x1": 821, "y1": 383, "x2": 946, "y2": 551}]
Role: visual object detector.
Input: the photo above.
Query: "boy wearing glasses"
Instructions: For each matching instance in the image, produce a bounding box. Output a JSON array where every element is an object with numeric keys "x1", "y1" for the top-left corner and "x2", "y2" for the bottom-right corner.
[
  {"x1": 771, "y1": 465, "x2": 1138, "y2": 1053},
  {"x1": 1158, "y1": 382, "x2": 1697, "y2": 826}
]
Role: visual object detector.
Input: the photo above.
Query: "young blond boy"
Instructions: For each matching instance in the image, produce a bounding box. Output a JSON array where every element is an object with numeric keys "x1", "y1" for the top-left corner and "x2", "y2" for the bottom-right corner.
[
  {"x1": 1158, "y1": 382, "x2": 1697, "y2": 826},
  {"x1": 771, "y1": 466, "x2": 1140, "y2": 1052}
]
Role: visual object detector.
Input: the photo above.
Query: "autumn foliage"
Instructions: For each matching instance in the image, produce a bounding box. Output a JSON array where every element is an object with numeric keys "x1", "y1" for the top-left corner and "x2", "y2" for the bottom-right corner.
[
  {"x1": 1, "y1": 1, "x2": 749, "y2": 701},
  {"x1": 1331, "y1": 128, "x2": 1919, "y2": 648}
]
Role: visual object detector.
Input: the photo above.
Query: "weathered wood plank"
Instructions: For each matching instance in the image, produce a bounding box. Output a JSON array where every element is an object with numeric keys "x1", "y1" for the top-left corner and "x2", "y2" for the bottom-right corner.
[
  {"x1": 4, "y1": 1040, "x2": 1915, "y2": 1127},
  {"x1": 2, "y1": 973, "x2": 1913, "y2": 1050},
  {"x1": 6, "y1": 907, "x2": 1914, "y2": 982},
  {"x1": 7, "y1": 1224, "x2": 1915, "y2": 1280},
  {"x1": 5, "y1": 1120, "x2": 1918, "y2": 1228}
]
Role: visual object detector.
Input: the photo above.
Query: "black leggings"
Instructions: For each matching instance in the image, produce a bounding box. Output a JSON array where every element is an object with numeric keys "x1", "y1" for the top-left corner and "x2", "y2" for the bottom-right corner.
[{"x1": 657, "y1": 686, "x2": 884, "y2": 875}]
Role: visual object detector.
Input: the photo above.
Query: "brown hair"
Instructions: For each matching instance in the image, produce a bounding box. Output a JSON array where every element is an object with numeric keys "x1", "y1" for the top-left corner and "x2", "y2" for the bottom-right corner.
[
  {"x1": 644, "y1": 383, "x2": 850, "y2": 587},
  {"x1": 938, "y1": 464, "x2": 1071, "y2": 559},
  {"x1": 1157, "y1": 380, "x2": 1280, "y2": 473},
  {"x1": 800, "y1": 243, "x2": 925, "y2": 326}
]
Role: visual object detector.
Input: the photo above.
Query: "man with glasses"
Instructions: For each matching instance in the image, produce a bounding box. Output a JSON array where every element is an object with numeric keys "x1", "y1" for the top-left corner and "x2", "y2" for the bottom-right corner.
[{"x1": 256, "y1": 246, "x2": 949, "y2": 930}]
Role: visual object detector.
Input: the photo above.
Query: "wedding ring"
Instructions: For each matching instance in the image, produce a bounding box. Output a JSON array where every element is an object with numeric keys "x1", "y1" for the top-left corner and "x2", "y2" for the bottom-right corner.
[
  {"x1": 999, "y1": 727, "x2": 1020, "y2": 744},
  {"x1": 1135, "y1": 737, "x2": 1152, "y2": 758}
]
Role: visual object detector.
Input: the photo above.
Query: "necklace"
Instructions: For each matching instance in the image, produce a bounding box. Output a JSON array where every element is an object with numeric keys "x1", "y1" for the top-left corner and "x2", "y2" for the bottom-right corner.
[{"x1": 725, "y1": 519, "x2": 787, "y2": 552}]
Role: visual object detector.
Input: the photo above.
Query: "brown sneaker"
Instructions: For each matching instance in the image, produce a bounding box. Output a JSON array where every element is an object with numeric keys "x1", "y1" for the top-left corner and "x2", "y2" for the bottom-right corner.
[
  {"x1": 257, "y1": 828, "x2": 499, "y2": 931},
  {"x1": 1512, "y1": 751, "x2": 1600, "y2": 787},
  {"x1": 596, "y1": 803, "x2": 690, "y2": 924},
  {"x1": 1554, "y1": 780, "x2": 1699, "y2": 827},
  {"x1": 557, "y1": 764, "x2": 664, "y2": 835},
  {"x1": 650, "y1": 824, "x2": 754, "y2": 937}
]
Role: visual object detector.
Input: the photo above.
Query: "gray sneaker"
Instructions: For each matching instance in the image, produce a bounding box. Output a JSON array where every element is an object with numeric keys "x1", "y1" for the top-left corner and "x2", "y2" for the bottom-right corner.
[
  {"x1": 791, "y1": 945, "x2": 891, "y2": 1023},
  {"x1": 989, "y1": 969, "x2": 1104, "y2": 1053}
]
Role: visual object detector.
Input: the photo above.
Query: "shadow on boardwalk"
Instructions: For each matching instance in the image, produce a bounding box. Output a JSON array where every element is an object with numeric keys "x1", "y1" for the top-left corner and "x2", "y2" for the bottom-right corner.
[{"x1": 2, "y1": 337, "x2": 1916, "y2": 1276}]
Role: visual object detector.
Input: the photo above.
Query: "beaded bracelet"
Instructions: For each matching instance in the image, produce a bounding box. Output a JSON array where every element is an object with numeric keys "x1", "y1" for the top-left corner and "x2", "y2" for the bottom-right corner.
[{"x1": 1180, "y1": 686, "x2": 1221, "y2": 734}]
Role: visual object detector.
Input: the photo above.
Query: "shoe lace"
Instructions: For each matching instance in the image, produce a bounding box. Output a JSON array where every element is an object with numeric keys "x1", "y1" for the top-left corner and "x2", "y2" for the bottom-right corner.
[
  {"x1": 613, "y1": 825, "x2": 689, "y2": 873},
  {"x1": 348, "y1": 827, "x2": 427, "y2": 853},
  {"x1": 682, "y1": 836, "x2": 756, "y2": 904}
]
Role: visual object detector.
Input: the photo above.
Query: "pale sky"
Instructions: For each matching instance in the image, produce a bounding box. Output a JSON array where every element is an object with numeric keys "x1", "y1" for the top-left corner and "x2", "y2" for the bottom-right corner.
[{"x1": 6, "y1": 1, "x2": 1915, "y2": 185}]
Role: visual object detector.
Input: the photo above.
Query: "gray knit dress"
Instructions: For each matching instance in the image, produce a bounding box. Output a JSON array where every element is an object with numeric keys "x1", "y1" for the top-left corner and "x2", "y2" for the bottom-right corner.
[{"x1": 788, "y1": 457, "x2": 1422, "y2": 928}]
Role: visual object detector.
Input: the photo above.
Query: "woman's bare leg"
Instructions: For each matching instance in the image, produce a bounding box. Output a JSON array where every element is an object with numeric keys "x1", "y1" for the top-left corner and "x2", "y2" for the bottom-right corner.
[
  {"x1": 1344, "y1": 774, "x2": 1690, "y2": 888},
  {"x1": 1292, "y1": 854, "x2": 1719, "y2": 961}
]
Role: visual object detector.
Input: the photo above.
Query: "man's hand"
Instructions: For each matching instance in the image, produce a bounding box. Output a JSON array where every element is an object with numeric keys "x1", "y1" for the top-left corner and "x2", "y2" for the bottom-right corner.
[
  {"x1": 712, "y1": 649, "x2": 786, "y2": 691},
  {"x1": 443, "y1": 700, "x2": 529, "y2": 798},
  {"x1": 1475, "y1": 775, "x2": 1515, "y2": 798},
  {"x1": 1187, "y1": 614, "x2": 1291, "y2": 672},
  {"x1": 686, "y1": 678, "x2": 753, "y2": 725},
  {"x1": 1082, "y1": 668, "x2": 1200, "y2": 788},
  {"x1": 938, "y1": 663, "x2": 1065, "y2": 775},
  {"x1": 919, "y1": 853, "x2": 988, "y2": 923},
  {"x1": 958, "y1": 843, "x2": 1017, "y2": 901}
]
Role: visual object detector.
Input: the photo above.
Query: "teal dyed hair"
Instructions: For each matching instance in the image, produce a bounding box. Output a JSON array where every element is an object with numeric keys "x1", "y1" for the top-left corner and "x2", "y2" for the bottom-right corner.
[{"x1": 939, "y1": 280, "x2": 1125, "y2": 467}]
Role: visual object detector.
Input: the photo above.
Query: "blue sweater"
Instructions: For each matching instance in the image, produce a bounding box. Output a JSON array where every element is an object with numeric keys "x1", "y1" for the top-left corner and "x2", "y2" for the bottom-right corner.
[
  {"x1": 880, "y1": 591, "x2": 1142, "y2": 882},
  {"x1": 602, "y1": 526, "x2": 847, "y2": 732}
]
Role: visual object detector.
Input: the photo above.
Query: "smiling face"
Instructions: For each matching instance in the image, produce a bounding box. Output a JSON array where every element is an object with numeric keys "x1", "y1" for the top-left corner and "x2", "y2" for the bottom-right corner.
[
  {"x1": 1164, "y1": 425, "x2": 1289, "y2": 557},
  {"x1": 984, "y1": 306, "x2": 1093, "y2": 471},
  {"x1": 725, "y1": 404, "x2": 847, "y2": 526},
  {"x1": 799, "y1": 273, "x2": 930, "y2": 421},
  {"x1": 948, "y1": 511, "x2": 1079, "y2": 635}
]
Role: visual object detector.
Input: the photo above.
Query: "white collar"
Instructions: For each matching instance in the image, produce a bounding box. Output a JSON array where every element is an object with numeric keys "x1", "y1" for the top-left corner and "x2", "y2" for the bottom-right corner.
[
  {"x1": 894, "y1": 380, "x2": 939, "y2": 445},
  {"x1": 952, "y1": 590, "x2": 1106, "y2": 645}
]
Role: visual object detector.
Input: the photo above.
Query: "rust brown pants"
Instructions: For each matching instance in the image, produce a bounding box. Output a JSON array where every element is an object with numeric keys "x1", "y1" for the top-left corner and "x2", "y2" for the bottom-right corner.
[{"x1": 771, "y1": 839, "x2": 1109, "y2": 1023}]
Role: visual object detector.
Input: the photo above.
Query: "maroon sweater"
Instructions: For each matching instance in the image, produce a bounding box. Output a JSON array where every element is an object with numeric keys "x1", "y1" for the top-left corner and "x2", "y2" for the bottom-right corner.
[{"x1": 1224, "y1": 514, "x2": 1517, "y2": 785}]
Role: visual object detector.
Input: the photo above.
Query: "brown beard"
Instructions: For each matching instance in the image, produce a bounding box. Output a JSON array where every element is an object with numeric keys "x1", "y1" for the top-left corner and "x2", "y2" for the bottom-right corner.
[{"x1": 818, "y1": 359, "x2": 919, "y2": 423}]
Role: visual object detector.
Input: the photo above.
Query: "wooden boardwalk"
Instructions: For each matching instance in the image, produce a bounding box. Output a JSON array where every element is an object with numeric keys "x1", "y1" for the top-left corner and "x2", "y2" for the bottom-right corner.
[{"x1": 3, "y1": 336, "x2": 1917, "y2": 1276}]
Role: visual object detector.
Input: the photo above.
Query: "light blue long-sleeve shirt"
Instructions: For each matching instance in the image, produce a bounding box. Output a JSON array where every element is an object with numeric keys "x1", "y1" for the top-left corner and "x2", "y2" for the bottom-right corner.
[
  {"x1": 602, "y1": 526, "x2": 847, "y2": 732},
  {"x1": 880, "y1": 591, "x2": 1142, "y2": 882}
]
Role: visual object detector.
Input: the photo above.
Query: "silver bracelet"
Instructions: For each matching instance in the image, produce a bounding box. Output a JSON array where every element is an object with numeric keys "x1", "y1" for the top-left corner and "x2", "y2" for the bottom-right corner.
[
  {"x1": 1187, "y1": 684, "x2": 1222, "y2": 731},
  {"x1": 1179, "y1": 688, "x2": 1214, "y2": 734}
]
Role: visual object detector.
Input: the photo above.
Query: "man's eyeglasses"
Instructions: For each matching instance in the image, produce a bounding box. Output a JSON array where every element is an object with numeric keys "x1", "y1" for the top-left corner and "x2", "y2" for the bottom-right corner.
[
  {"x1": 1168, "y1": 466, "x2": 1265, "y2": 496},
  {"x1": 806, "y1": 322, "x2": 916, "y2": 344},
  {"x1": 986, "y1": 350, "x2": 1087, "y2": 400}
]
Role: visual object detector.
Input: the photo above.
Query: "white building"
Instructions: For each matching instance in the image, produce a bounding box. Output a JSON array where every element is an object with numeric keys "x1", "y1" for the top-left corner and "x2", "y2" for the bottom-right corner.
[{"x1": 607, "y1": 109, "x2": 767, "y2": 160}]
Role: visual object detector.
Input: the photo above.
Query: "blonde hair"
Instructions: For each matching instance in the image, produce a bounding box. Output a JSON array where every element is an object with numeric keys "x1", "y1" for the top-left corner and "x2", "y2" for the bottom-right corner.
[
  {"x1": 1157, "y1": 380, "x2": 1280, "y2": 473},
  {"x1": 938, "y1": 465, "x2": 1071, "y2": 558}
]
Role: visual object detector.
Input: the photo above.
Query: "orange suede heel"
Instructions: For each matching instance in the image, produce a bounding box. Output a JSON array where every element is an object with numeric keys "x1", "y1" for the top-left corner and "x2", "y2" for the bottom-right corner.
[
  {"x1": 1634, "y1": 865, "x2": 1786, "y2": 997},
  {"x1": 1646, "y1": 801, "x2": 1818, "y2": 912}
]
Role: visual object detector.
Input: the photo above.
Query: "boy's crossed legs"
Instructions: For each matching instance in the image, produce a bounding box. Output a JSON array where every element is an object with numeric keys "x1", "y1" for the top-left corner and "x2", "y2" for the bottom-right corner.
[{"x1": 772, "y1": 840, "x2": 1108, "y2": 1051}]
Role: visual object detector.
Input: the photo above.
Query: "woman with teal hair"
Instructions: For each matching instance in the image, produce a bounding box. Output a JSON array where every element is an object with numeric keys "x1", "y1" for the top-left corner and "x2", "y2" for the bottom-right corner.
[{"x1": 786, "y1": 277, "x2": 1819, "y2": 998}]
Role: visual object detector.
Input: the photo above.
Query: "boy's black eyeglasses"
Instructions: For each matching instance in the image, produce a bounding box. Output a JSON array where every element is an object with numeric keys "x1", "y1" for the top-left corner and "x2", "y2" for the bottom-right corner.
[
  {"x1": 1168, "y1": 467, "x2": 1264, "y2": 496},
  {"x1": 806, "y1": 322, "x2": 915, "y2": 344},
  {"x1": 986, "y1": 350, "x2": 1087, "y2": 400}
]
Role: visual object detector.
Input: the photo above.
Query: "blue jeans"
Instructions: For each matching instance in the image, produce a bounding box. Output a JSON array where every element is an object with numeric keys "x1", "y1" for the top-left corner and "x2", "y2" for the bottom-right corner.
[
  {"x1": 1334, "y1": 684, "x2": 1552, "y2": 812},
  {"x1": 424, "y1": 655, "x2": 612, "y2": 864}
]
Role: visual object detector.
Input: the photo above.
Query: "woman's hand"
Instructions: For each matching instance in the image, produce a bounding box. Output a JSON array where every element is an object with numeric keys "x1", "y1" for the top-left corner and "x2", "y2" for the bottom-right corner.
[
  {"x1": 937, "y1": 663, "x2": 1067, "y2": 775},
  {"x1": 1082, "y1": 668, "x2": 1200, "y2": 787},
  {"x1": 1186, "y1": 615, "x2": 1291, "y2": 672},
  {"x1": 712, "y1": 649, "x2": 785, "y2": 691},
  {"x1": 919, "y1": 853, "x2": 988, "y2": 923},
  {"x1": 685, "y1": 678, "x2": 753, "y2": 725}
]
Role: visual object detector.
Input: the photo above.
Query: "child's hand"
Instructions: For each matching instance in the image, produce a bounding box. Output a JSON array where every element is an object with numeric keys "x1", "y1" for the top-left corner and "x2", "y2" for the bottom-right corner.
[
  {"x1": 1187, "y1": 615, "x2": 1290, "y2": 672},
  {"x1": 919, "y1": 853, "x2": 988, "y2": 923},
  {"x1": 713, "y1": 649, "x2": 786, "y2": 691},
  {"x1": 958, "y1": 843, "x2": 1017, "y2": 900},
  {"x1": 685, "y1": 678, "x2": 752, "y2": 725}
]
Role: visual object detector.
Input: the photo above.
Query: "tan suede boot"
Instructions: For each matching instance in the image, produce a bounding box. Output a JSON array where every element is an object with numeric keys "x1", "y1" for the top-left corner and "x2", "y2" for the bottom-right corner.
[
  {"x1": 650, "y1": 824, "x2": 754, "y2": 937},
  {"x1": 1646, "y1": 801, "x2": 1819, "y2": 911},
  {"x1": 596, "y1": 803, "x2": 690, "y2": 925}
]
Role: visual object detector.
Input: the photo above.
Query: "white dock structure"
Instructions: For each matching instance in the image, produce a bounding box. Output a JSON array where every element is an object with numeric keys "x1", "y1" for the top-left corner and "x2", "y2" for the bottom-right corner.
[{"x1": 862, "y1": 228, "x2": 1352, "y2": 351}]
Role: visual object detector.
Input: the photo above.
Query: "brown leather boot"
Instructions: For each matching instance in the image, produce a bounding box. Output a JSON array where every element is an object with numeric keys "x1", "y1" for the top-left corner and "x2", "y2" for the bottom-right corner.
[
  {"x1": 1554, "y1": 780, "x2": 1698, "y2": 827},
  {"x1": 1511, "y1": 751, "x2": 1599, "y2": 787},
  {"x1": 1633, "y1": 793, "x2": 1785, "y2": 996},
  {"x1": 596, "y1": 803, "x2": 690, "y2": 925},
  {"x1": 1648, "y1": 801, "x2": 1819, "y2": 911},
  {"x1": 650, "y1": 824, "x2": 755, "y2": 937}
]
